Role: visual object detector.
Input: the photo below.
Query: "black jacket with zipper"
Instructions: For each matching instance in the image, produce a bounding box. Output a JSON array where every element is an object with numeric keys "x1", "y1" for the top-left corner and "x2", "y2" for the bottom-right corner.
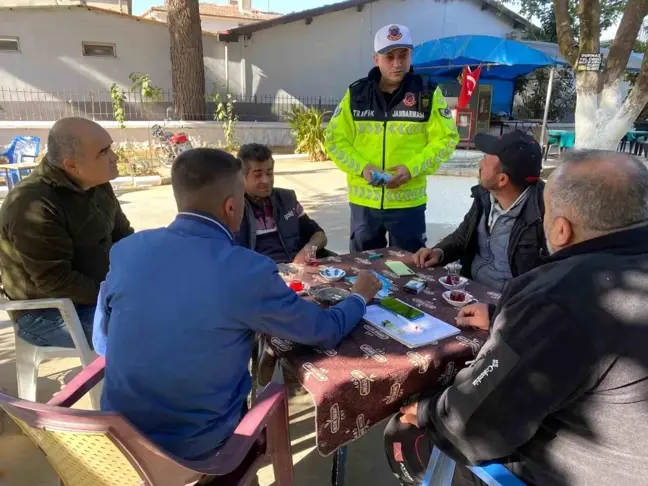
[
  {"x1": 434, "y1": 181, "x2": 546, "y2": 278},
  {"x1": 417, "y1": 224, "x2": 648, "y2": 486}
]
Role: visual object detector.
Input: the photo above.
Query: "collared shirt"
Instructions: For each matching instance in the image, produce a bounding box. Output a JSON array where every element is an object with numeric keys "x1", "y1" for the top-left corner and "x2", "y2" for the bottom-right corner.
[
  {"x1": 488, "y1": 188, "x2": 530, "y2": 232},
  {"x1": 248, "y1": 197, "x2": 296, "y2": 263},
  {"x1": 472, "y1": 189, "x2": 531, "y2": 292},
  {"x1": 177, "y1": 211, "x2": 234, "y2": 240},
  {"x1": 245, "y1": 193, "x2": 323, "y2": 264},
  {"x1": 433, "y1": 188, "x2": 531, "y2": 265}
]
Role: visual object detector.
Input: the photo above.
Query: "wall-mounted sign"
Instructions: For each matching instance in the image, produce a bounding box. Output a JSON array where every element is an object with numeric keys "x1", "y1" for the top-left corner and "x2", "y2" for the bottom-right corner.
[
  {"x1": 577, "y1": 53, "x2": 603, "y2": 72},
  {"x1": 455, "y1": 108, "x2": 473, "y2": 142}
]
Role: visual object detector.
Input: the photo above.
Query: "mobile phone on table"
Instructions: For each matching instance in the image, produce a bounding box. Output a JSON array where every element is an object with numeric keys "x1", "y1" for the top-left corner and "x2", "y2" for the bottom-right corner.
[
  {"x1": 385, "y1": 260, "x2": 416, "y2": 276},
  {"x1": 378, "y1": 297, "x2": 424, "y2": 321}
]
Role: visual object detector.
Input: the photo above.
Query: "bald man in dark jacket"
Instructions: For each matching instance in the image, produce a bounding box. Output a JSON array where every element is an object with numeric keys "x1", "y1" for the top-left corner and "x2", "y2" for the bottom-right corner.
[{"x1": 0, "y1": 118, "x2": 133, "y2": 348}]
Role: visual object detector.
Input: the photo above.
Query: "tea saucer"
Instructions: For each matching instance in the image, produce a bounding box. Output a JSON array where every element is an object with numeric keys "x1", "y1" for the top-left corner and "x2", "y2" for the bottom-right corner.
[{"x1": 442, "y1": 290, "x2": 475, "y2": 308}]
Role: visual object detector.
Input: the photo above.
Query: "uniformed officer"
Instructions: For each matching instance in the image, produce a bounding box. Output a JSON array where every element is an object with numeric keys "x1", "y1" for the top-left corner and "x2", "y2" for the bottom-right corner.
[{"x1": 325, "y1": 24, "x2": 459, "y2": 253}]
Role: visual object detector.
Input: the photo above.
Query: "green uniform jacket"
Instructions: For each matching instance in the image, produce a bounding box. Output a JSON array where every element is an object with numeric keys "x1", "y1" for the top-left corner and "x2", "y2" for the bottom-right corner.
[
  {"x1": 0, "y1": 158, "x2": 134, "y2": 312},
  {"x1": 325, "y1": 67, "x2": 459, "y2": 210}
]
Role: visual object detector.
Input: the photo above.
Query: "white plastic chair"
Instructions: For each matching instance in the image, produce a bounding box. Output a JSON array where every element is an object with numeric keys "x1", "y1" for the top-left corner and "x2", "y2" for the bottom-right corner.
[{"x1": 0, "y1": 297, "x2": 101, "y2": 409}]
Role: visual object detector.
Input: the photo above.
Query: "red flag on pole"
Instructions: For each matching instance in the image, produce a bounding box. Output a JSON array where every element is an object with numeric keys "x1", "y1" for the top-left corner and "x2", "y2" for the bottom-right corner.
[{"x1": 457, "y1": 66, "x2": 482, "y2": 109}]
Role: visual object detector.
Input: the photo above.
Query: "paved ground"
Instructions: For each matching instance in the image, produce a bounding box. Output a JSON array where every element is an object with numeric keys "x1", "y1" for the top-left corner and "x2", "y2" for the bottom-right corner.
[{"x1": 0, "y1": 160, "x2": 476, "y2": 486}]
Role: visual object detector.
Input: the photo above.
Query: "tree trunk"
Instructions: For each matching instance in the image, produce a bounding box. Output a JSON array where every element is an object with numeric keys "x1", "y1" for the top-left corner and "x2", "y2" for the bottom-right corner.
[
  {"x1": 166, "y1": 0, "x2": 206, "y2": 121},
  {"x1": 553, "y1": 0, "x2": 578, "y2": 65},
  {"x1": 595, "y1": 52, "x2": 648, "y2": 150},
  {"x1": 552, "y1": 0, "x2": 648, "y2": 150},
  {"x1": 572, "y1": 0, "x2": 602, "y2": 147}
]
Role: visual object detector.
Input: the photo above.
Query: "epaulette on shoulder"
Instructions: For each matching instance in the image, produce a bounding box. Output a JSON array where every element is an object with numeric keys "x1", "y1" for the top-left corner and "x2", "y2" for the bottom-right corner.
[{"x1": 349, "y1": 77, "x2": 369, "y2": 91}]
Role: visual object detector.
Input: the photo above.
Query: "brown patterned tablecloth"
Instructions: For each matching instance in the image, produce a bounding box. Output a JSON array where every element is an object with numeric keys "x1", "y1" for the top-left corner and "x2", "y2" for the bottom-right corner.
[{"x1": 268, "y1": 247, "x2": 499, "y2": 456}]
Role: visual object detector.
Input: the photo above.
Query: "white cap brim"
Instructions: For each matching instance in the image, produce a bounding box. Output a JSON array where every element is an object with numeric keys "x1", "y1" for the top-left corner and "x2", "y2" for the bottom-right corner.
[{"x1": 376, "y1": 44, "x2": 413, "y2": 55}]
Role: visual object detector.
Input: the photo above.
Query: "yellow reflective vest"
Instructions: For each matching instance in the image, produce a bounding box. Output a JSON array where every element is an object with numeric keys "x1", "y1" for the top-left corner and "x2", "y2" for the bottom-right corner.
[{"x1": 325, "y1": 69, "x2": 459, "y2": 210}]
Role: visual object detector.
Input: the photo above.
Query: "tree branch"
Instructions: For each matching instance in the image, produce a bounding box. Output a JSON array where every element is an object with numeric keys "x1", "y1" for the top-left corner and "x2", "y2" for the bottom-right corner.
[
  {"x1": 608, "y1": 52, "x2": 648, "y2": 148},
  {"x1": 629, "y1": 44, "x2": 648, "y2": 102},
  {"x1": 604, "y1": 0, "x2": 648, "y2": 86},
  {"x1": 578, "y1": 0, "x2": 601, "y2": 55},
  {"x1": 552, "y1": 0, "x2": 578, "y2": 66}
]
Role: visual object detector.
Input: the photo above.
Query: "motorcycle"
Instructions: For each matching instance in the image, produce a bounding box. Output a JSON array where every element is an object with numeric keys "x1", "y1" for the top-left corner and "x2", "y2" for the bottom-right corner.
[{"x1": 151, "y1": 124, "x2": 192, "y2": 167}]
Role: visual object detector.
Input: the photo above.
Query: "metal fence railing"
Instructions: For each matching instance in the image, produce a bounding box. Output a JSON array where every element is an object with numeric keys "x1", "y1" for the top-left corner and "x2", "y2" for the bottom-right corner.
[{"x1": 0, "y1": 88, "x2": 342, "y2": 123}]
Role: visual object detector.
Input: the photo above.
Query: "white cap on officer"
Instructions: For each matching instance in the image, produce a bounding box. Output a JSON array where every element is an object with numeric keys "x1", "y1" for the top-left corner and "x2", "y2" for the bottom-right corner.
[{"x1": 374, "y1": 24, "x2": 414, "y2": 55}]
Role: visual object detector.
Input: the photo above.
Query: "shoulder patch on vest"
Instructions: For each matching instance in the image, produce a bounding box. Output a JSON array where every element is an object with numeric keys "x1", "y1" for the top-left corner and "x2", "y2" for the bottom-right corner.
[
  {"x1": 439, "y1": 107, "x2": 452, "y2": 119},
  {"x1": 420, "y1": 92, "x2": 432, "y2": 111}
]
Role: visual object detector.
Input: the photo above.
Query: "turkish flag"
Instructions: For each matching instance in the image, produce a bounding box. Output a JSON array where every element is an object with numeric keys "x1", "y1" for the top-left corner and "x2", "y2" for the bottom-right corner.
[{"x1": 457, "y1": 66, "x2": 482, "y2": 109}]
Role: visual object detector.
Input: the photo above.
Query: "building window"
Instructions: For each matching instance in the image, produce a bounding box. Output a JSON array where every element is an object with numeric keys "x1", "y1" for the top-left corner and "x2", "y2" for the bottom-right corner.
[
  {"x1": 0, "y1": 37, "x2": 19, "y2": 52},
  {"x1": 82, "y1": 42, "x2": 116, "y2": 57}
]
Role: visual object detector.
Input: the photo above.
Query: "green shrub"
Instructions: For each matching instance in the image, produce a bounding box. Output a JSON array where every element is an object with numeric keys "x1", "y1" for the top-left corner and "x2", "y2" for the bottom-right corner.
[
  {"x1": 115, "y1": 146, "x2": 160, "y2": 177},
  {"x1": 283, "y1": 105, "x2": 329, "y2": 161}
]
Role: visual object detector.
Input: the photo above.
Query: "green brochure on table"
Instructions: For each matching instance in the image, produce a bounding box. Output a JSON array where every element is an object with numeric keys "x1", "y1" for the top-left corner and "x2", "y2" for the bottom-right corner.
[{"x1": 385, "y1": 260, "x2": 416, "y2": 276}]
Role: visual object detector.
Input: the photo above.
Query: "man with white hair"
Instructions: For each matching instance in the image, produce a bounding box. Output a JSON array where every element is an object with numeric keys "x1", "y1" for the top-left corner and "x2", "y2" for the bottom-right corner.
[
  {"x1": 325, "y1": 24, "x2": 459, "y2": 253},
  {"x1": 384, "y1": 150, "x2": 648, "y2": 485}
]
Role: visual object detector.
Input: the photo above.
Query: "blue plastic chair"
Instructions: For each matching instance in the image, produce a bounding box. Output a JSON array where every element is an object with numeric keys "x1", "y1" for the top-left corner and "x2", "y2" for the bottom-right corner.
[
  {"x1": 0, "y1": 136, "x2": 40, "y2": 189},
  {"x1": 422, "y1": 446, "x2": 526, "y2": 486}
]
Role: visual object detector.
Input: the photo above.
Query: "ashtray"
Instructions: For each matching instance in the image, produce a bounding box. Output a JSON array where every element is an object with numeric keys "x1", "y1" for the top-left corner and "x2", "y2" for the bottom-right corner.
[
  {"x1": 320, "y1": 267, "x2": 346, "y2": 282},
  {"x1": 442, "y1": 290, "x2": 475, "y2": 308},
  {"x1": 439, "y1": 275, "x2": 468, "y2": 290},
  {"x1": 312, "y1": 287, "x2": 351, "y2": 306}
]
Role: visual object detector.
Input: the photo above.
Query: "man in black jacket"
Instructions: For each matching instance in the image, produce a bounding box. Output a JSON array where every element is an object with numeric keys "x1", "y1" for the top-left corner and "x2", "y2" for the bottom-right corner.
[
  {"x1": 385, "y1": 150, "x2": 648, "y2": 486},
  {"x1": 235, "y1": 143, "x2": 328, "y2": 263},
  {"x1": 413, "y1": 130, "x2": 546, "y2": 292}
]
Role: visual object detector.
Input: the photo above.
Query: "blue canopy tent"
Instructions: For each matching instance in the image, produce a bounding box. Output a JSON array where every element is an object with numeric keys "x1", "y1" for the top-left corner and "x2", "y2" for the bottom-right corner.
[
  {"x1": 411, "y1": 35, "x2": 570, "y2": 143},
  {"x1": 412, "y1": 35, "x2": 569, "y2": 118},
  {"x1": 412, "y1": 35, "x2": 569, "y2": 79},
  {"x1": 411, "y1": 35, "x2": 643, "y2": 144}
]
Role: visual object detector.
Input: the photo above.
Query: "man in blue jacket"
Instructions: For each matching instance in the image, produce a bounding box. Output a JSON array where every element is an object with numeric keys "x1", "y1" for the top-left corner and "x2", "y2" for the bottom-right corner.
[{"x1": 96, "y1": 148, "x2": 380, "y2": 462}]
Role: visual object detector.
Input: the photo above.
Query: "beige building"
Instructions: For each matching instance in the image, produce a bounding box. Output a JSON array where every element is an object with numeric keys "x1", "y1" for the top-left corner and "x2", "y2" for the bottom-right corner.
[
  {"x1": 140, "y1": 0, "x2": 280, "y2": 33},
  {"x1": 0, "y1": 0, "x2": 132, "y2": 14},
  {"x1": 0, "y1": 0, "x2": 539, "y2": 122}
]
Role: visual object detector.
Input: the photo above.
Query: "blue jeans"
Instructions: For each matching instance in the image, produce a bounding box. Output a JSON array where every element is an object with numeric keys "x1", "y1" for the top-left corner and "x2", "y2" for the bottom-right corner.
[
  {"x1": 16, "y1": 304, "x2": 96, "y2": 348},
  {"x1": 350, "y1": 203, "x2": 427, "y2": 254}
]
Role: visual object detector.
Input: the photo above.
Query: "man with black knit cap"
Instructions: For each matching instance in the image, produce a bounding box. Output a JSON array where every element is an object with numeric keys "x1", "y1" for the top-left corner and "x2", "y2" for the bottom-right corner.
[{"x1": 413, "y1": 130, "x2": 547, "y2": 292}]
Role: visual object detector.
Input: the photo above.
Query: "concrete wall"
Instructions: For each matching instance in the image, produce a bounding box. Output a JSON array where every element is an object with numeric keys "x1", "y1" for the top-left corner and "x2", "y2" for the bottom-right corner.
[
  {"x1": 2, "y1": 119, "x2": 572, "y2": 151},
  {"x1": 0, "y1": 8, "x2": 226, "y2": 92},
  {"x1": 0, "y1": 120, "x2": 294, "y2": 148},
  {"x1": 232, "y1": 0, "x2": 524, "y2": 98}
]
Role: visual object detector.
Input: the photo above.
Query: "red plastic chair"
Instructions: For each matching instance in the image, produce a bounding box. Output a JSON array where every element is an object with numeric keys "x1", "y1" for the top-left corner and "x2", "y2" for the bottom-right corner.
[{"x1": 0, "y1": 356, "x2": 294, "y2": 486}]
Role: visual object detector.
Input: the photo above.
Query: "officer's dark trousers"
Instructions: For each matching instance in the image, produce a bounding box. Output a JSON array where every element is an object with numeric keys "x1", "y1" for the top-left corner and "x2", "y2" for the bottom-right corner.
[{"x1": 350, "y1": 203, "x2": 427, "y2": 254}]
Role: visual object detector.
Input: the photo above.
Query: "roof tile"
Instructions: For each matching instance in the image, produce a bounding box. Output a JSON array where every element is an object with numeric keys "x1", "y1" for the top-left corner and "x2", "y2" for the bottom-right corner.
[{"x1": 148, "y1": 3, "x2": 280, "y2": 20}]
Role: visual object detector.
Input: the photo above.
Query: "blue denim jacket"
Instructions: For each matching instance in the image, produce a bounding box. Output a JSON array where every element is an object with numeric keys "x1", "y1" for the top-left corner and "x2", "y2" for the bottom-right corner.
[{"x1": 95, "y1": 212, "x2": 365, "y2": 460}]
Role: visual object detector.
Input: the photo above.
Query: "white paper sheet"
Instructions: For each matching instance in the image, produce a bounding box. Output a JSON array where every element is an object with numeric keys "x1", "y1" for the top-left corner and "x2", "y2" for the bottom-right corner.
[{"x1": 363, "y1": 304, "x2": 461, "y2": 348}]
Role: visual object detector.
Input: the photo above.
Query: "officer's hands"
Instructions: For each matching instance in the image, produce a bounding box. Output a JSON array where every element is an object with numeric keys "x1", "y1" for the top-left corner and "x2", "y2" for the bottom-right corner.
[
  {"x1": 362, "y1": 165, "x2": 381, "y2": 185},
  {"x1": 386, "y1": 165, "x2": 411, "y2": 189}
]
